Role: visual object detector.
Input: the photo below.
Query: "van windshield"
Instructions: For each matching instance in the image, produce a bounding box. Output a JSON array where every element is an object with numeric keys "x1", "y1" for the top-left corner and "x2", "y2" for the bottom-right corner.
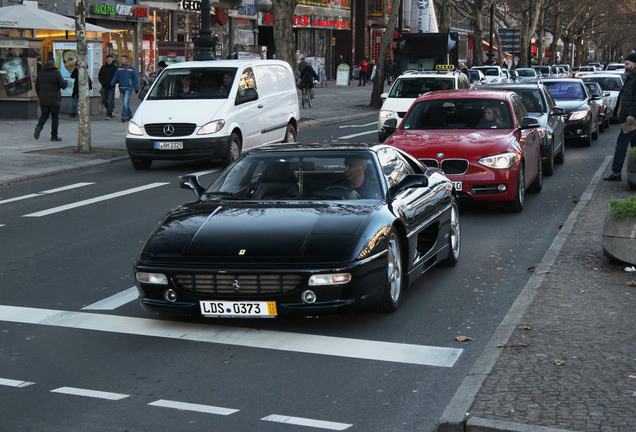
[{"x1": 147, "y1": 68, "x2": 238, "y2": 100}]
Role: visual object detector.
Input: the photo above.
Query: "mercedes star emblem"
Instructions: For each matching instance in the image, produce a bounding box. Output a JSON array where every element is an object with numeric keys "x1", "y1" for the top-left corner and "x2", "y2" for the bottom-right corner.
[{"x1": 163, "y1": 124, "x2": 175, "y2": 136}]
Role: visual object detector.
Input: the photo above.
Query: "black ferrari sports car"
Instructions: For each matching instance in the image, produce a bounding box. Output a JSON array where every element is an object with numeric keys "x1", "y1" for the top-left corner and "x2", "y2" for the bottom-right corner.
[{"x1": 134, "y1": 143, "x2": 460, "y2": 317}]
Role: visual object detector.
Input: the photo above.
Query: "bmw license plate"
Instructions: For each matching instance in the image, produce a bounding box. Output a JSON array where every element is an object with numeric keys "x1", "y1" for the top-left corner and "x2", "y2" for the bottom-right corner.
[
  {"x1": 452, "y1": 181, "x2": 463, "y2": 191},
  {"x1": 199, "y1": 301, "x2": 277, "y2": 318},
  {"x1": 154, "y1": 141, "x2": 183, "y2": 150}
]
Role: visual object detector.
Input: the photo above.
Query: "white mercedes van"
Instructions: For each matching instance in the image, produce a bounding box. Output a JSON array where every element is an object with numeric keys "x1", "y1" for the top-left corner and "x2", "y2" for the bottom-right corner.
[{"x1": 126, "y1": 59, "x2": 300, "y2": 170}]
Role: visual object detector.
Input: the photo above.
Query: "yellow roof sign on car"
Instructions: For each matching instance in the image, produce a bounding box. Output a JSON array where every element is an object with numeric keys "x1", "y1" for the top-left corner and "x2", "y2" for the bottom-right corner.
[{"x1": 436, "y1": 64, "x2": 455, "y2": 72}]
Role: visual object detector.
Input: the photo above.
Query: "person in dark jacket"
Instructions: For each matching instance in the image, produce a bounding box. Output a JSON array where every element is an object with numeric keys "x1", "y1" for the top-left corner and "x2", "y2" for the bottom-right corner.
[
  {"x1": 110, "y1": 55, "x2": 140, "y2": 122},
  {"x1": 98, "y1": 54, "x2": 117, "y2": 119},
  {"x1": 34, "y1": 58, "x2": 68, "y2": 141},
  {"x1": 70, "y1": 61, "x2": 92, "y2": 118},
  {"x1": 604, "y1": 53, "x2": 636, "y2": 181},
  {"x1": 299, "y1": 62, "x2": 319, "y2": 98}
]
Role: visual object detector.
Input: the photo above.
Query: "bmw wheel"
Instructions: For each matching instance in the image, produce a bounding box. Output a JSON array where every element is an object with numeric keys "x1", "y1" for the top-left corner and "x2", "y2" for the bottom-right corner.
[
  {"x1": 544, "y1": 141, "x2": 555, "y2": 176},
  {"x1": 507, "y1": 163, "x2": 525, "y2": 212},
  {"x1": 378, "y1": 228, "x2": 404, "y2": 313}
]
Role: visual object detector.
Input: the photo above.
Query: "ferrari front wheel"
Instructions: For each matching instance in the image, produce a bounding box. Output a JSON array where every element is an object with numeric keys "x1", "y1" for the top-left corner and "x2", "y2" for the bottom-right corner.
[
  {"x1": 441, "y1": 198, "x2": 460, "y2": 266},
  {"x1": 377, "y1": 228, "x2": 404, "y2": 313}
]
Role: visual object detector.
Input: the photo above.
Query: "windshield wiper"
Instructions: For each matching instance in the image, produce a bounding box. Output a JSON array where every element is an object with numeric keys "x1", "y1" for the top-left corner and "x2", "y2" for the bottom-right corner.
[{"x1": 205, "y1": 191, "x2": 247, "y2": 200}]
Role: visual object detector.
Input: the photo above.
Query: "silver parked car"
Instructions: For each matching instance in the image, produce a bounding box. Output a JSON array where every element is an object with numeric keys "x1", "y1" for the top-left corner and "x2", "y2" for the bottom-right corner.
[{"x1": 581, "y1": 74, "x2": 624, "y2": 122}]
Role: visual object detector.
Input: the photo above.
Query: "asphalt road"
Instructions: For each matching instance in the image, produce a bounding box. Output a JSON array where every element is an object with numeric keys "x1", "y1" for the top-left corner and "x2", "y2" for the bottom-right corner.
[{"x1": 0, "y1": 115, "x2": 617, "y2": 431}]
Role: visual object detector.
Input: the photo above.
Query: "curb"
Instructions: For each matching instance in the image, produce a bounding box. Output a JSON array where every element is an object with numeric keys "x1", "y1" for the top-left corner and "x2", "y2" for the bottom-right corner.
[{"x1": 436, "y1": 156, "x2": 612, "y2": 432}]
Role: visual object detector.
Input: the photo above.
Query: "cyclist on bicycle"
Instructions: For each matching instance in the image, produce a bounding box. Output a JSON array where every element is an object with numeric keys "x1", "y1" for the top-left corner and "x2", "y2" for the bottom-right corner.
[{"x1": 299, "y1": 62, "x2": 319, "y2": 99}]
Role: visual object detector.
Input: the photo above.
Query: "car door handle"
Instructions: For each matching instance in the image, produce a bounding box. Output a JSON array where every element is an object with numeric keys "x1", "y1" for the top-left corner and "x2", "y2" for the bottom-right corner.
[{"x1": 258, "y1": 104, "x2": 264, "y2": 109}]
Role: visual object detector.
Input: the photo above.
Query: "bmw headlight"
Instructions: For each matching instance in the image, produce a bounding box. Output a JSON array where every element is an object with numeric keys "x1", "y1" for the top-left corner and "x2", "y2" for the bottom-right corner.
[
  {"x1": 479, "y1": 152, "x2": 517, "y2": 169},
  {"x1": 128, "y1": 121, "x2": 144, "y2": 136},
  {"x1": 197, "y1": 120, "x2": 225, "y2": 135},
  {"x1": 568, "y1": 109, "x2": 589, "y2": 121}
]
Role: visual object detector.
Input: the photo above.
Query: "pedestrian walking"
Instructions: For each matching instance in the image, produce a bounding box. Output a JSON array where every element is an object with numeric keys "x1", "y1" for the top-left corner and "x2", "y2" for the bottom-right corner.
[
  {"x1": 357, "y1": 58, "x2": 369, "y2": 86},
  {"x1": 458, "y1": 62, "x2": 469, "y2": 77},
  {"x1": 34, "y1": 58, "x2": 68, "y2": 142},
  {"x1": 110, "y1": 55, "x2": 140, "y2": 123},
  {"x1": 70, "y1": 61, "x2": 92, "y2": 118},
  {"x1": 138, "y1": 63, "x2": 156, "y2": 100},
  {"x1": 98, "y1": 54, "x2": 117, "y2": 120},
  {"x1": 604, "y1": 53, "x2": 636, "y2": 182}
]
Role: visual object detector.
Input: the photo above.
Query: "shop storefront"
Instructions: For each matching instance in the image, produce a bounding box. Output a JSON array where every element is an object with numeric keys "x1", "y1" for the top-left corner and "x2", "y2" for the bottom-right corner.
[{"x1": 257, "y1": 0, "x2": 351, "y2": 80}]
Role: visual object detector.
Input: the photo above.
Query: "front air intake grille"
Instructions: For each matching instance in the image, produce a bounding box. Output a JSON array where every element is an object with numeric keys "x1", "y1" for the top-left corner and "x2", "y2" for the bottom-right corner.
[
  {"x1": 419, "y1": 159, "x2": 439, "y2": 168},
  {"x1": 441, "y1": 159, "x2": 469, "y2": 175},
  {"x1": 144, "y1": 123, "x2": 197, "y2": 137},
  {"x1": 174, "y1": 274, "x2": 303, "y2": 295}
]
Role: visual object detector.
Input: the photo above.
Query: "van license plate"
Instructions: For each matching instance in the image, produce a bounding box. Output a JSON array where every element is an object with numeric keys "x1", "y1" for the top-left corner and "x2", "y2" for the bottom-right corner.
[{"x1": 154, "y1": 141, "x2": 183, "y2": 150}]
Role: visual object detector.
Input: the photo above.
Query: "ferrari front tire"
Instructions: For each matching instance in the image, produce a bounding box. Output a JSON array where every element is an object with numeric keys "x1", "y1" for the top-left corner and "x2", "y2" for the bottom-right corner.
[
  {"x1": 441, "y1": 198, "x2": 460, "y2": 266},
  {"x1": 377, "y1": 228, "x2": 404, "y2": 313}
]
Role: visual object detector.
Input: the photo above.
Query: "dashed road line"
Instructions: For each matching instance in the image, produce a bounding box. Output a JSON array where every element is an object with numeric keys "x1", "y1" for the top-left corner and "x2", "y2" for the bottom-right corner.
[
  {"x1": 337, "y1": 130, "x2": 377, "y2": 140},
  {"x1": 0, "y1": 182, "x2": 94, "y2": 205},
  {"x1": 149, "y1": 399, "x2": 239, "y2": 415},
  {"x1": 338, "y1": 121, "x2": 377, "y2": 128},
  {"x1": 22, "y1": 182, "x2": 169, "y2": 217},
  {"x1": 262, "y1": 414, "x2": 352, "y2": 430},
  {"x1": 0, "y1": 305, "x2": 463, "y2": 367},
  {"x1": 0, "y1": 377, "x2": 35, "y2": 388},
  {"x1": 81, "y1": 287, "x2": 138, "y2": 310},
  {"x1": 50, "y1": 386, "x2": 129, "y2": 400}
]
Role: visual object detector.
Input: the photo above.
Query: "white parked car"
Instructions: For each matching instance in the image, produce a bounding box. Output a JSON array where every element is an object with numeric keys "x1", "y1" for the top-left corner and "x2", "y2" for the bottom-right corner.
[
  {"x1": 126, "y1": 60, "x2": 300, "y2": 170},
  {"x1": 377, "y1": 68, "x2": 470, "y2": 142},
  {"x1": 515, "y1": 68, "x2": 539, "y2": 82},
  {"x1": 470, "y1": 66, "x2": 509, "y2": 84},
  {"x1": 581, "y1": 74, "x2": 625, "y2": 121}
]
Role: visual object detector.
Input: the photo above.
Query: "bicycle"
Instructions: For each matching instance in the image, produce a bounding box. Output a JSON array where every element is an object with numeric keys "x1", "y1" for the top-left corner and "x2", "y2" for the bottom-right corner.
[{"x1": 301, "y1": 86, "x2": 314, "y2": 109}]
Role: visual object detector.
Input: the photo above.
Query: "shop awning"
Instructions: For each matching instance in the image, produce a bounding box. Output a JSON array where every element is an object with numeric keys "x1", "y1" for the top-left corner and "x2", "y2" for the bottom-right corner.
[{"x1": 0, "y1": 5, "x2": 113, "y2": 32}]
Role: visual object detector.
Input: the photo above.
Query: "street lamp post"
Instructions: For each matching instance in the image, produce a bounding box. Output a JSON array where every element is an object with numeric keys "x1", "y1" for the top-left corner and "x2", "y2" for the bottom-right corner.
[{"x1": 193, "y1": 0, "x2": 218, "y2": 61}]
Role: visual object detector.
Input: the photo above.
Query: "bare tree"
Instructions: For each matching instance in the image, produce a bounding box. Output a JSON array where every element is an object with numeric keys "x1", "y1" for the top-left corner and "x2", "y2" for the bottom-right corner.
[
  {"x1": 454, "y1": 0, "x2": 498, "y2": 66},
  {"x1": 74, "y1": 0, "x2": 91, "y2": 153},
  {"x1": 271, "y1": 0, "x2": 299, "y2": 76},
  {"x1": 370, "y1": 0, "x2": 401, "y2": 108}
]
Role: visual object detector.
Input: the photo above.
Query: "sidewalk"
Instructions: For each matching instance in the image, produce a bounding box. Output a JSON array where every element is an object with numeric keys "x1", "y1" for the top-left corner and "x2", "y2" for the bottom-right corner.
[
  {"x1": 1, "y1": 79, "x2": 634, "y2": 432},
  {"x1": 439, "y1": 156, "x2": 636, "y2": 432},
  {"x1": 0, "y1": 80, "x2": 384, "y2": 185}
]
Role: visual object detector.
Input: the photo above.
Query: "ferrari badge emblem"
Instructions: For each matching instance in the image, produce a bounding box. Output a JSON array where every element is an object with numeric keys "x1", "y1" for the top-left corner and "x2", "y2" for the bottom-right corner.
[{"x1": 238, "y1": 249, "x2": 246, "y2": 255}]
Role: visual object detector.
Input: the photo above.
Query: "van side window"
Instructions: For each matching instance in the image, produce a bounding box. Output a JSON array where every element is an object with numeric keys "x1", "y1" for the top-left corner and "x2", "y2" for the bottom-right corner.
[{"x1": 239, "y1": 68, "x2": 257, "y2": 95}]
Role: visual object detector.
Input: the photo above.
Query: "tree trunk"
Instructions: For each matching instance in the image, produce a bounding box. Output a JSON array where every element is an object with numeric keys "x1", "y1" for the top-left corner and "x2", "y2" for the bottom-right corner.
[
  {"x1": 370, "y1": 0, "x2": 401, "y2": 108},
  {"x1": 272, "y1": 0, "x2": 299, "y2": 77},
  {"x1": 435, "y1": 0, "x2": 452, "y2": 33},
  {"x1": 75, "y1": 0, "x2": 91, "y2": 154},
  {"x1": 472, "y1": 8, "x2": 484, "y2": 66}
]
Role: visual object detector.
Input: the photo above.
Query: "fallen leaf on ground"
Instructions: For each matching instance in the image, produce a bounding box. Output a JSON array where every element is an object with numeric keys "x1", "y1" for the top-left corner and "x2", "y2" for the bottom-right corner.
[
  {"x1": 497, "y1": 343, "x2": 528, "y2": 349},
  {"x1": 627, "y1": 281, "x2": 635, "y2": 287},
  {"x1": 553, "y1": 359, "x2": 566, "y2": 365},
  {"x1": 579, "y1": 289, "x2": 591, "y2": 293},
  {"x1": 527, "y1": 264, "x2": 540, "y2": 271},
  {"x1": 535, "y1": 270, "x2": 550, "y2": 275},
  {"x1": 628, "y1": 375, "x2": 636, "y2": 379},
  {"x1": 455, "y1": 336, "x2": 472, "y2": 342},
  {"x1": 519, "y1": 325, "x2": 532, "y2": 330}
]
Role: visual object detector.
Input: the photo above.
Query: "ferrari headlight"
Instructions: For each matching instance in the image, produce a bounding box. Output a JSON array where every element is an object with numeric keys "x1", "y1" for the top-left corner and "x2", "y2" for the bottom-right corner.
[
  {"x1": 479, "y1": 152, "x2": 517, "y2": 169},
  {"x1": 197, "y1": 120, "x2": 225, "y2": 135},
  {"x1": 568, "y1": 109, "x2": 589, "y2": 121},
  {"x1": 128, "y1": 121, "x2": 144, "y2": 136},
  {"x1": 136, "y1": 272, "x2": 168, "y2": 285},
  {"x1": 308, "y1": 273, "x2": 352, "y2": 286}
]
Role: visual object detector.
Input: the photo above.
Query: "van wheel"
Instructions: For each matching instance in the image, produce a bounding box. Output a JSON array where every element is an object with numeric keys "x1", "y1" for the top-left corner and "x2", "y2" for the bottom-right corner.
[
  {"x1": 222, "y1": 132, "x2": 242, "y2": 167},
  {"x1": 283, "y1": 123, "x2": 297, "y2": 143},
  {"x1": 131, "y1": 158, "x2": 152, "y2": 170}
]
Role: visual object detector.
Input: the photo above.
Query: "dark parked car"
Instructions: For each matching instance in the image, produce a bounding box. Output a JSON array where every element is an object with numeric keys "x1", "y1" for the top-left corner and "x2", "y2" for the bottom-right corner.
[
  {"x1": 584, "y1": 81, "x2": 611, "y2": 131},
  {"x1": 134, "y1": 143, "x2": 461, "y2": 317},
  {"x1": 541, "y1": 78, "x2": 601, "y2": 146},
  {"x1": 481, "y1": 82, "x2": 566, "y2": 175}
]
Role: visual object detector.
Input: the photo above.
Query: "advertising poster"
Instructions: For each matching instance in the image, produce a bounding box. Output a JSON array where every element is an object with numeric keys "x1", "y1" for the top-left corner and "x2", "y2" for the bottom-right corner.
[
  {"x1": 0, "y1": 57, "x2": 32, "y2": 97},
  {"x1": 53, "y1": 40, "x2": 100, "y2": 97}
]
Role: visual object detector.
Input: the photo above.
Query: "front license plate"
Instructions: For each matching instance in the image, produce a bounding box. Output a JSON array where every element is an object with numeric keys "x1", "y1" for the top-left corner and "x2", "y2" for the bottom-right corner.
[
  {"x1": 199, "y1": 301, "x2": 277, "y2": 318},
  {"x1": 452, "y1": 181, "x2": 463, "y2": 191},
  {"x1": 154, "y1": 141, "x2": 183, "y2": 150}
]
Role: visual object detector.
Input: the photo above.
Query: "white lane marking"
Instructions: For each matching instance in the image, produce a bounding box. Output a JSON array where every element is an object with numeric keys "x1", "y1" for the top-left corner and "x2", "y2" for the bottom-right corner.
[
  {"x1": 0, "y1": 182, "x2": 95, "y2": 205},
  {"x1": 187, "y1": 169, "x2": 219, "y2": 177},
  {"x1": 337, "y1": 130, "x2": 377, "y2": 140},
  {"x1": 149, "y1": 399, "x2": 238, "y2": 415},
  {"x1": 81, "y1": 287, "x2": 138, "y2": 310},
  {"x1": 338, "y1": 121, "x2": 377, "y2": 128},
  {"x1": 0, "y1": 305, "x2": 462, "y2": 367},
  {"x1": 22, "y1": 182, "x2": 169, "y2": 217},
  {"x1": 0, "y1": 224, "x2": 5, "y2": 228},
  {"x1": 0, "y1": 377, "x2": 35, "y2": 388},
  {"x1": 262, "y1": 414, "x2": 352, "y2": 431},
  {"x1": 50, "y1": 386, "x2": 129, "y2": 400}
]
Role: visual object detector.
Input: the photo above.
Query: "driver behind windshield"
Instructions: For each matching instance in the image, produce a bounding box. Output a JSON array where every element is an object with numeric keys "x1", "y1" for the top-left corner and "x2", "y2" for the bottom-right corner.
[{"x1": 344, "y1": 158, "x2": 381, "y2": 199}]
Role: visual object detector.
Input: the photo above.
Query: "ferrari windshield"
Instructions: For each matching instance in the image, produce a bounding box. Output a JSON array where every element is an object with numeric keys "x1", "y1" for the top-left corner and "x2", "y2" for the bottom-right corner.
[
  {"x1": 206, "y1": 152, "x2": 384, "y2": 200},
  {"x1": 402, "y1": 98, "x2": 513, "y2": 130},
  {"x1": 147, "y1": 67, "x2": 237, "y2": 100}
]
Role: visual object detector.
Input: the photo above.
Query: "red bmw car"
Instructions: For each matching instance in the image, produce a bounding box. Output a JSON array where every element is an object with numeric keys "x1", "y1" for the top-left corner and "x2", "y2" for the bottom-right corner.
[{"x1": 385, "y1": 89, "x2": 543, "y2": 212}]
